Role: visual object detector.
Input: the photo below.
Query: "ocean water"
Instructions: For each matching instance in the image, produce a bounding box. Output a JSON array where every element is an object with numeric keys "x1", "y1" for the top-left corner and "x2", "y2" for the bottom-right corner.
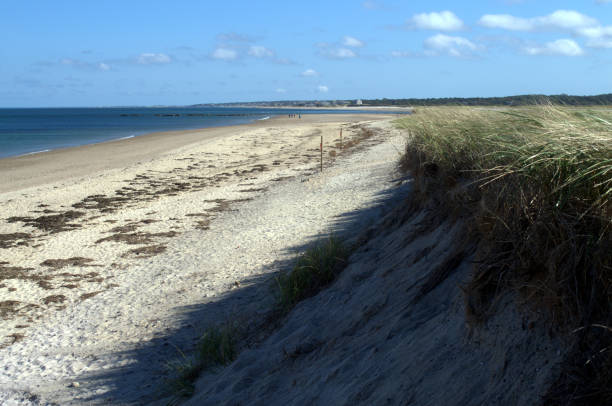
[{"x1": 0, "y1": 107, "x2": 393, "y2": 159}]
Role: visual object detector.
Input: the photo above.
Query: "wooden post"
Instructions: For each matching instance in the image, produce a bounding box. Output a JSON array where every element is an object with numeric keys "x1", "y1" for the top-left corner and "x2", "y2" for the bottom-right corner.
[
  {"x1": 340, "y1": 128, "x2": 343, "y2": 149},
  {"x1": 320, "y1": 135, "x2": 323, "y2": 172}
]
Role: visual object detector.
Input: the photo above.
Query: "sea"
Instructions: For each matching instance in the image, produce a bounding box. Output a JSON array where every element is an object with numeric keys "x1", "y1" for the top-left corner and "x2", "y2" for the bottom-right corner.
[{"x1": 0, "y1": 107, "x2": 396, "y2": 159}]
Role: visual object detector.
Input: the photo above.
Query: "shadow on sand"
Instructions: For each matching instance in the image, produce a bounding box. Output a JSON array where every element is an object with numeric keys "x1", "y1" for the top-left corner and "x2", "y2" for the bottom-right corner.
[{"x1": 78, "y1": 175, "x2": 412, "y2": 405}]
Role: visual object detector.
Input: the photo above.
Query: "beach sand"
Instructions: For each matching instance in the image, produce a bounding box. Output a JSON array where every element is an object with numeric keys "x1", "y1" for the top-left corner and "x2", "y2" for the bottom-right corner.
[{"x1": 0, "y1": 113, "x2": 406, "y2": 404}]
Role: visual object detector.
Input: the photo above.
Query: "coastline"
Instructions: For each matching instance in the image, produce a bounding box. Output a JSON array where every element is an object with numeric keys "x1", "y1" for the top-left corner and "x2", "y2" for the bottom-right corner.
[
  {"x1": 0, "y1": 113, "x2": 396, "y2": 194},
  {"x1": 0, "y1": 116, "x2": 281, "y2": 193},
  {"x1": 0, "y1": 107, "x2": 408, "y2": 162},
  {"x1": 0, "y1": 112, "x2": 403, "y2": 404}
]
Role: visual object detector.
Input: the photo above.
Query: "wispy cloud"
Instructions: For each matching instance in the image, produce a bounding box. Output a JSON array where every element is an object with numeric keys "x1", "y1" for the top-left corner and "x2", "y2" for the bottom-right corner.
[
  {"x1": 479, "y1": 10, "x2": 598, "y2": 32},
  {"x1": 578, "y1": 26, "x2": 612, "y2": 39},
  {"x1": 210, "y1": 33, "x2": 293, "y2": 64},
  {"x1": 317, "y1": 85, "x2": 329, "y2": 93},
  {"x1": 424, "y1": 34, "x2": 479, "y2": 57},
  {"x1": 211, "y1": 47, "x2": 238, "y2": 61},
  {"x1": 246, "y1": 45, "x2": 294, "y2": 64},
  {"x1": 301, "y1": 68, "x2": 319, "y2": 77},
  {"x1": 479, "y1": 9, "x2": 612, "y2": 49},
  {"x1": 248, "y1": 45, "x2": 275, "y2": 58},
  {"x1": 275, "y1": 88, "x2": 287, "y2": 94},
  {"x1": 317, "y1": 40, "x2": 359, "y2": 59},
  {"x1": 524, "y1": 39, "x2": 584, "y2": 56},
  {"x1": 409, "y1": 11, "x2": 464, "y2": 31},
  {"x1": 60, "y1": 58, "x2": 112, "y2": 71},
  {"x1": 478, "y1": 14, "x2": 533, "y2": 31},
  {"x1": 586, "y1": 37, "x2": 612, "y2": 48},
  {"x1": 137, "y1": 53, "x2": 171, "y2": 65},
  {"x1": 51, "y1": 51, "x2": 175, "y2": 71},
  {"x1": 342, "y1": 36, "x2": 364, "y2": 47},
  {"x1": 328, "y1": 48, "x2": 356, "y2": 58}
]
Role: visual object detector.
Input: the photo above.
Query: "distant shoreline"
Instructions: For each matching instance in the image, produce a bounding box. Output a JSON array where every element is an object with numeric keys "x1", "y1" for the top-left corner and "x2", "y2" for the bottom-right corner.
[
  {"x1": 0, "y1": 107, "x2": 406, "y2": 160},
  {"x1": 229, "y1": 105, "x2": 415, "y2": 112},
  {"x1": 0, "y1": 113, "x2": 397, "y2": 194}
]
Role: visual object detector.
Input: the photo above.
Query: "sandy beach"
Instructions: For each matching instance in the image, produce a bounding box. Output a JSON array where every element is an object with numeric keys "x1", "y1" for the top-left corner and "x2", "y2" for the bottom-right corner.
[{"x1": 0, "y1": 113, "x2": 406, "y2": 404}]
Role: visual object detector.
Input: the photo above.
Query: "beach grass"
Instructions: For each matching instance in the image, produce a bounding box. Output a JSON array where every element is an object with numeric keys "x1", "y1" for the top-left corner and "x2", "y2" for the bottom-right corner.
[
  {"x1": 275, "y1": 236, "x2": 349, "y2": 313},
  {"x1": 165, "y1": 323, "x2": 237, "y2": 402},
  {"x1": 396, "y1": 105, "x2": 612, "y2": 403},
  {"x1": 165, "y1": 236, "x2": 349, "y2": 402}
]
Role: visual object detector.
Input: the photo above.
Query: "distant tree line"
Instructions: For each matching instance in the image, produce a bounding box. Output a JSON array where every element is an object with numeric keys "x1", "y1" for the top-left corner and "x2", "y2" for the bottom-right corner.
[{"x1": 361, "y1": 94, "x2": 612, "y2": 106}]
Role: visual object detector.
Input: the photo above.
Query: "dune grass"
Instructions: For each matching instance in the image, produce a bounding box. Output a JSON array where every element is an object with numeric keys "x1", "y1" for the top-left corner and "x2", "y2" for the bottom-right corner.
[
  {"x1": 396, "y1": 105, "x2": 612, "y2": 404},
  {"x1": 165, "y1": 237, "x2": 348, "y2": 403},
  {"x1": 275, "y1": 236, "x2": 349, "y2": 313},
  {"x1": 165, "y1": 323, "x2": 237, "y2": 402}
]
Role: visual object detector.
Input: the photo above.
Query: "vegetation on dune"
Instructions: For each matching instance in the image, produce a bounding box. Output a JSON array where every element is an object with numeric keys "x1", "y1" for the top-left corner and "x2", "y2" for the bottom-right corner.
[
  {"x1": 396, "y1": 105, "x2": 612, "y2": 405},
  {"x1": 275, "y1": 236, "x2": 349, "y2": 313},
  {"x1": 165, "y1": 323, "x2": 237, "y2": 402},
  {"x1": 165, "y1": 237, "x2": 349, "y2": 402}
]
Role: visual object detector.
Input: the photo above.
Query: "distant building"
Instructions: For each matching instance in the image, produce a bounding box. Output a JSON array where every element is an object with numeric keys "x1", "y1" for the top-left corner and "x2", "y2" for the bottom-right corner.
[{"x1": 355, "y1": 99, "x2": 363, "y2": 105}]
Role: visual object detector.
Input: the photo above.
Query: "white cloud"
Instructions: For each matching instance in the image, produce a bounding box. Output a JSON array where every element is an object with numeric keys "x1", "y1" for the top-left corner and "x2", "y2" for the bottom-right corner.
[
  {"x1": 479, "y1": 10, "x2": 598, "y2": 32},
  {"x1": 410, "y1": 11, "x2": 464, "y2": 31},
  {"x1": 318, "y1": 38, "x2": 362, "y2": 59},
  {"x1": 480, "y1": 10, "x2": 612, "y2": 50},
  {"x1": 538, "y1": 10, "x2": 598, "y2": 30},
  {"x1": 212, "y1": 48, "x2": 238, "y2": 61},
  {"x1": 98, "y1": 62, "x2": 111, "y2": 71},
  {"x1": 524, "y1": 39, "x2": 584, "y2": 56},
  {"x1": 479, "y1": 14, "x2": 533, "y2": 31},
  {"x1": 343, "y1": 36, "x2": 364, "y2": 47},
  {"x1": 248, "y1": 45, "x2": 274, "y2": 58},
  {"x1": 137, "y1": 53, "x2": 171, "y2": 64},
  {"x1": 577, "y1": 25, "x2": 612, "y2": 39},
  {"x1": 301, "y1": 68, "x2": 318, "y2": 77},
  {"x1": 586, "y1": 38, "x2": 612, "y2": 48},
  {"x1": 275, "y1": 88, "x2": 287, "y2": 93},
  {"x1": 424, "y1": 34, "x2": 478, "y2": 57},
  {"x1": 317, "y1": 85, "x2": 329, "y2": 93}
]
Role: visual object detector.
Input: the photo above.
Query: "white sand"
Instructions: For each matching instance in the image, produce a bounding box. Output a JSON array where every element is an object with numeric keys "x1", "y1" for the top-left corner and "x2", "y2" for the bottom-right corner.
[{"x1": 0, "y1": 114, "x2": 406, "y2": 404}]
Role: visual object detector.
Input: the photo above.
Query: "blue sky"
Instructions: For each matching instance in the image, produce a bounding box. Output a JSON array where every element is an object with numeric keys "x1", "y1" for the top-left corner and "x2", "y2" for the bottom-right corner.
[{"x1": 1, "y1": 0, "x2": 612, "y2": 107}]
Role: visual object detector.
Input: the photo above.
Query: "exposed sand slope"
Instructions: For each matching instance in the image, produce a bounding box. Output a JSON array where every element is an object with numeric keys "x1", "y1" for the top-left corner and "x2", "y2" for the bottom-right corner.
[{"x1": 184, "y1": 192, "x2": 566, "y2": 405}]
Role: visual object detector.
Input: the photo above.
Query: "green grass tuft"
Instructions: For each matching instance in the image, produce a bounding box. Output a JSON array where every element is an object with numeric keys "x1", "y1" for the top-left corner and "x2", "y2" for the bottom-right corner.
[
  {"x1": 165, "y1": 237, "x2": 349, "y2": 403},
  {"x1": 165, "y1": 323, "x2": 237, "y2": 402},
  {"x1": 275, "y1": 236, "x2": 349, "y2": 313}
]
